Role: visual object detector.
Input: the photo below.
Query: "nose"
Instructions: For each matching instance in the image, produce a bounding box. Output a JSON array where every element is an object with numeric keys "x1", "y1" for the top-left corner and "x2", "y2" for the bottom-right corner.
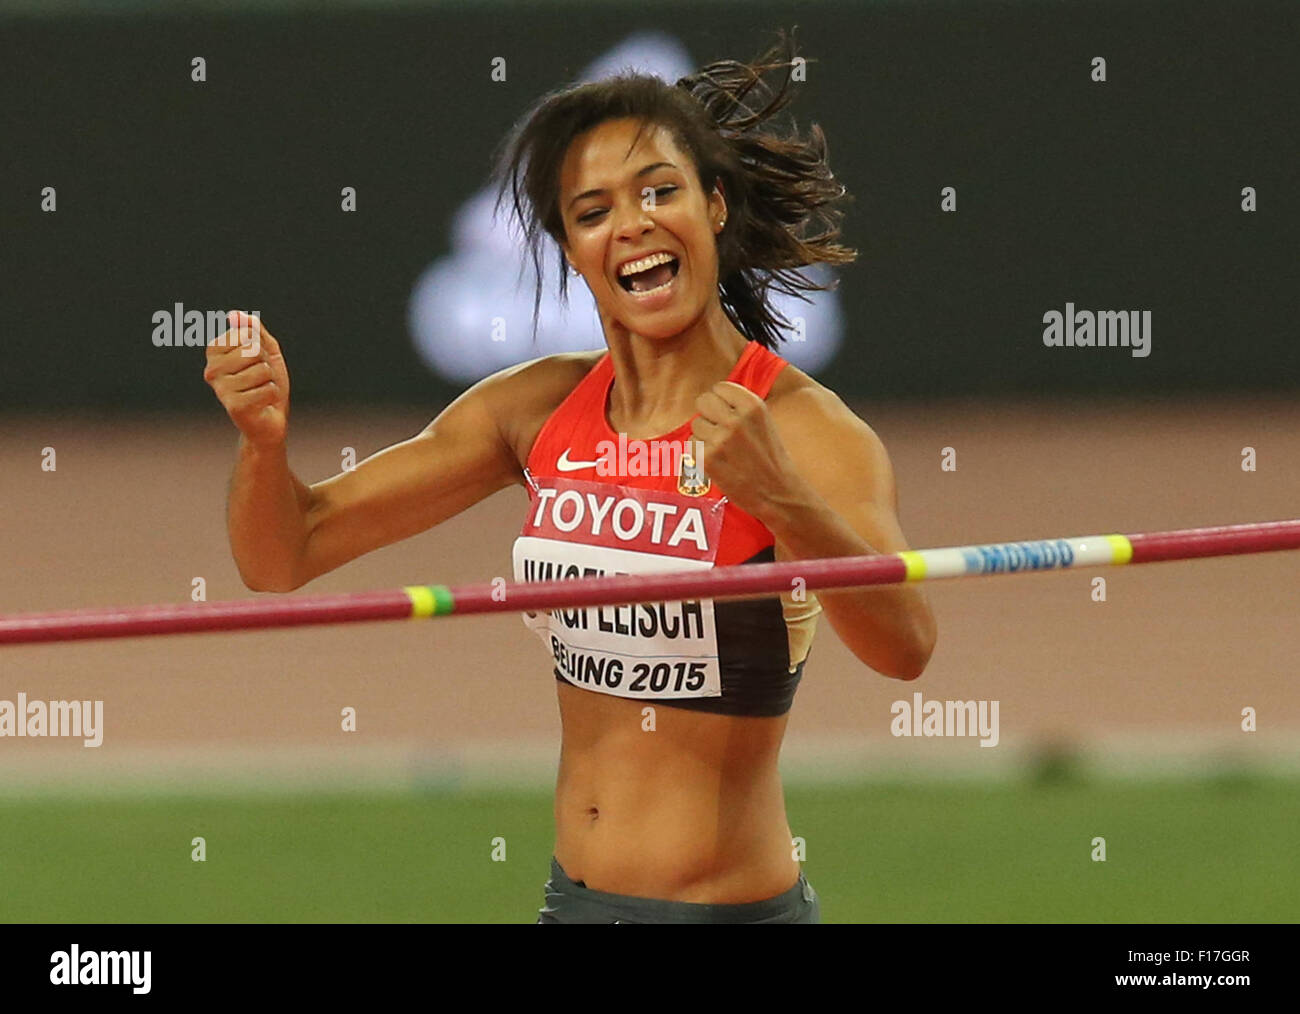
[{"x1": 612, "y1": 197, "x2": 655, "y2": 242}]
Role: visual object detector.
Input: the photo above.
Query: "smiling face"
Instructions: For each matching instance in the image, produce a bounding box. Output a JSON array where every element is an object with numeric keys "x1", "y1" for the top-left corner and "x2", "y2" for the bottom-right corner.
[{"x1": 559, "y1": 117, "x2": 727, "y2": 339}]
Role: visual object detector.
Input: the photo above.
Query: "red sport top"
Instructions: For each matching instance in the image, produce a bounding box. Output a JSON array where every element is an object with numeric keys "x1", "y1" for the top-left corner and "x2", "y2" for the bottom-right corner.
[{"x1": 512, "y1": 340, "x2": 821, "y2": 717}]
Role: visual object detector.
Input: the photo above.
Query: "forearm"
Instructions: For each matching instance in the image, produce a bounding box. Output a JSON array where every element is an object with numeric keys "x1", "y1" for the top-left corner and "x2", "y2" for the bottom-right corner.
[
  {"x1": 757, "y1": 484, "x2": 936, "y2": 680},
  {"x1": 226, "y1": 436, "x2": 315, "y2": 592}
]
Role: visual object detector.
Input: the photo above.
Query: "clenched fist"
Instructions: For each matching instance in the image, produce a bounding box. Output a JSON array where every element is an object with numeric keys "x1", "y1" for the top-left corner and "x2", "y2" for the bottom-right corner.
[
  {"x1": 690, "y1": 380, "x2": 808, "y2": 524},
  {"x1": 203, "y1": 310, "x2": 290, "y2": 447}
]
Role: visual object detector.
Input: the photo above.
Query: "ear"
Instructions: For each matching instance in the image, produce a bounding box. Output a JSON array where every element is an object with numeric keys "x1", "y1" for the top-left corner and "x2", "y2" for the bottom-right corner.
[{"x1": 709, "y1": 178, "x2": 728, "y2": 233}]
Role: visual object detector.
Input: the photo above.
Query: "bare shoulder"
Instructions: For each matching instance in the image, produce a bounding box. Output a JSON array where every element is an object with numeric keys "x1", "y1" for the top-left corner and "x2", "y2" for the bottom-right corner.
[
  {"x1": 476, "y1": 349, "x2": 606, "y2": 472},
  {"x1": 766, "y1": 359, "x2": 880, "y2": 444},
  {"x1": 482, "y1": 348, "x2": 604, "y2": 396},
  {"x1": 765, "y1": 357, "x2": 900, "y2": 509}
]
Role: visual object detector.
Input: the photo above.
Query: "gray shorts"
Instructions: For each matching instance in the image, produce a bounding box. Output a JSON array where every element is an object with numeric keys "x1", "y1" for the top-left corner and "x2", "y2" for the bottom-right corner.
[{"x1": 536, "y1": 856, "x2": 820, "y2": 924}]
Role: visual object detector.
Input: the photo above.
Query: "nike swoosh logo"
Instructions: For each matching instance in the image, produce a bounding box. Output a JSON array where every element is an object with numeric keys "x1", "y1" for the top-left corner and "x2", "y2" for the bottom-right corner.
[{"x1": 556, "y1": 448, "x2": 602, "y2": 472}]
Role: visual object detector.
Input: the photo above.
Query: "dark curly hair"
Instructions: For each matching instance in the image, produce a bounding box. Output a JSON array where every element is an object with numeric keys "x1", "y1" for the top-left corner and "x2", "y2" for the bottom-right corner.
[{"x1": 491, "y1": 27, "x2": 857, "y2": 350}]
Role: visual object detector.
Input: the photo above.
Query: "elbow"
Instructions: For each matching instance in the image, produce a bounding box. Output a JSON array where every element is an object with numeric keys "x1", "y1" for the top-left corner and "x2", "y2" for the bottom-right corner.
[
  {"x1": 231, "y1": 534, "x2": 314, "y2": 594},
  {"x1": 875, "y1": 619, "x2": 937, "y2": 682},
  {"x1": 236, "y1": 564, "x2": 303, "y2": 594},
  {"x1": 254, "y1": 578, "x2": 301, "y2": 594},
  {"x1": 881, "y1": 650, "x2": 930, "y2": 682},
  {"x1": 855, "y1": 644, "x2": 931, "y2": 682},
  {"x1": 891, "y1": 655, "x2": 930, "y2": 682},
  {"x1": 836, "y1": 601, "x2": 938, "y2": 681}
]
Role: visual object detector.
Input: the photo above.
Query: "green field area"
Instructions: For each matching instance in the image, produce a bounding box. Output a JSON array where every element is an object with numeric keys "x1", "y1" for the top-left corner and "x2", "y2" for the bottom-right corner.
[{"x1": 2, "y1": 777, "x2": 1295, "y2": 922}]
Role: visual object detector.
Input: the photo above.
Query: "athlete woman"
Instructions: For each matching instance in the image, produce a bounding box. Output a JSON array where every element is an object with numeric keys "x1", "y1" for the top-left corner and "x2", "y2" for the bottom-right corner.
[{"x1": 203, "y1": 33, "x2": 936, "y2": 924}]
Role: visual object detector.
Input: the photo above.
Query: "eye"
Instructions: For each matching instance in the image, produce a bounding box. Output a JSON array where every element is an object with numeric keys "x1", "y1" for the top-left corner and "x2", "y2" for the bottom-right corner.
[{"x1": 575, "y1": 186, "x2": 677, "y2": 225}]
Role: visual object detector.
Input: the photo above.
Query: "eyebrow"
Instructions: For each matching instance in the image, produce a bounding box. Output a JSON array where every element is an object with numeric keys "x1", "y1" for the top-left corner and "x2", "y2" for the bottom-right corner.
[{"x1": 566, "y1": 162, "x2": 679, "y2": 210}]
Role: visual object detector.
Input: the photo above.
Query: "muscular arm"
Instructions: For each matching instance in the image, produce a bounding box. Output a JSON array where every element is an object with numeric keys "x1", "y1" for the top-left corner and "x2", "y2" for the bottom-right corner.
[
  {"x1": 226, "y1": 439, "x2": 319, "y2": 591},
  {"x1": 762, "y1": 388, "x2": 937, "y2": 680},
  {"x1": 227, "y1": 357, "x2": 572, "y2": 593}
]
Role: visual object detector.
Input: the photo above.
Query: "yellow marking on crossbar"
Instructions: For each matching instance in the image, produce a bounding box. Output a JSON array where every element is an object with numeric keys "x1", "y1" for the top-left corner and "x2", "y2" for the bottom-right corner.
[
  {"x1": 899, "y1": 551, "x2": 927, "y2": 581},
  {"x1": 404, "y1": 586, "x2": 436, "y2": 618},
  {"x1": 1105, "y1": 534, "x2": 1133, "y2": 565}
]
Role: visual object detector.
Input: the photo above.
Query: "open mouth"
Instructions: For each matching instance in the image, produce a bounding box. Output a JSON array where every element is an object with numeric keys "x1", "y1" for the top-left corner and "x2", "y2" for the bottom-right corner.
[{"x1": 617, "y1": 256, "x2": 680, "y2": 295}]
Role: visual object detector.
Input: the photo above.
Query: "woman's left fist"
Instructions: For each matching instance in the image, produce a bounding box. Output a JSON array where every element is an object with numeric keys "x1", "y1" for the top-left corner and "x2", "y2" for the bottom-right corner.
[{"x1": 691, "y1": 381, "x2": 800, "y2": 520}]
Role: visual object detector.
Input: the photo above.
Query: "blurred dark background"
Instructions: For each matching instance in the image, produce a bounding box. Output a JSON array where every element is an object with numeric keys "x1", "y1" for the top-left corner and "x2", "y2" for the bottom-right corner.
[{"x1": 2, "y1": 0, "x2": 1296, "y2": 413}]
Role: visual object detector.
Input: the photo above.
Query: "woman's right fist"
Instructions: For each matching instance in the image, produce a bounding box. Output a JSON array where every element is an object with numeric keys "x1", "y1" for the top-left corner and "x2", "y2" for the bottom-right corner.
[{"x1": 204, "y1": 310, "x2": 291, "y2": 447}]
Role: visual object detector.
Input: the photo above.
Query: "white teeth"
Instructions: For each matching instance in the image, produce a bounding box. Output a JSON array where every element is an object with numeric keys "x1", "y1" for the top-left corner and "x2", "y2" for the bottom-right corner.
[
  {"x1": 618, "y1": 251, "x2": 676, "y2": 276},
  {"x1": 627, "y1": 275, "x2": 675, "y2": 297}
]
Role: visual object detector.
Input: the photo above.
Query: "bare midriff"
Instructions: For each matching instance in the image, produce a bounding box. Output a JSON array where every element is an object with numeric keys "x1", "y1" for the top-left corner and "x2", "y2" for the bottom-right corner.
[{"x1": 552, "y1": 679, "x2": 801, "y2": 904}]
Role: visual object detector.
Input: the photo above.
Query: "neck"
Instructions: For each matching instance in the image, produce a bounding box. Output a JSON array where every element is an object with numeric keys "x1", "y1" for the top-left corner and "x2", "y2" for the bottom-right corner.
[{"x1": 603, "y1": 298, "x2": 750, "y2": 438}]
